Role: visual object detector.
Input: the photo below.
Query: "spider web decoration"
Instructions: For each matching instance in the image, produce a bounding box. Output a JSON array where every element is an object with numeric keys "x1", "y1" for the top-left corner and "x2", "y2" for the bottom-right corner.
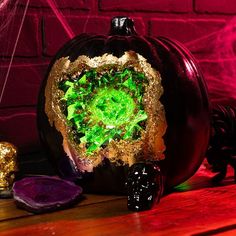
[
  {"x1": 0, "y1": 0, "x2": 30, "y2": 104},
  {"x1": 0, "y1": 0, "x2": 77, "y2": 105},
  {"x1": 186, "y1": 17, "x2": 236, "y2": 106}
]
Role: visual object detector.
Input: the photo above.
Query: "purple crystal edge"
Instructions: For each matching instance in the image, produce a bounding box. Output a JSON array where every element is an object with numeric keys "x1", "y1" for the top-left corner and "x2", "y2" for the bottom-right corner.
[{"x1": 13, "y1": 176, "x2": 83, "y2": 213}]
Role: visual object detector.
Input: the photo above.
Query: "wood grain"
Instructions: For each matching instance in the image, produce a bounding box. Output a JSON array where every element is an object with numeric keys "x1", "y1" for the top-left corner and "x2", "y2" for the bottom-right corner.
[
  {"x1": 0, "y1": 194, "x2": 125, "y2": 223},
  {"x1": 0, "y1": 167, "x2": 235, "y2": 236}
]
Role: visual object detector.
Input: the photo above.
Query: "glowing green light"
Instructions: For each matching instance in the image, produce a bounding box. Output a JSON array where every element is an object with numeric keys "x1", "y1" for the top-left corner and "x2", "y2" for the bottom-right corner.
[
  {"x1": 174, "y1": 181, "x2": 192, "y2": 192},
  {"x1": 89, "y1": 88, "x2": 135, "y2": 127},
  {"x1": 59, "y1": 68, "x2": 148, "y2": 155}
]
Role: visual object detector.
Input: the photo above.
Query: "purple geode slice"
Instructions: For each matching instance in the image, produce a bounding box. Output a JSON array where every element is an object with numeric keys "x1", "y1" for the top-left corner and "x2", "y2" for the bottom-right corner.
[{"x1": 13, "y1": 176, "x2": 83, "y2": 213}]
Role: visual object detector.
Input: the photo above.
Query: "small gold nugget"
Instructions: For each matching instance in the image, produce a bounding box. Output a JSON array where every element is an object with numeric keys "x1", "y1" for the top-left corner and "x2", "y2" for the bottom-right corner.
[{"x1": 0, "y1": 142, "x2": 18, "y2": 198}]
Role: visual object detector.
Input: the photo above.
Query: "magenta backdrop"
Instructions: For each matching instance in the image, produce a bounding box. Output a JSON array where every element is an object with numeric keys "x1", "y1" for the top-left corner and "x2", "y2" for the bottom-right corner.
[{"x1": 0, "y1": 0, "x2": 236, "y2": 154}]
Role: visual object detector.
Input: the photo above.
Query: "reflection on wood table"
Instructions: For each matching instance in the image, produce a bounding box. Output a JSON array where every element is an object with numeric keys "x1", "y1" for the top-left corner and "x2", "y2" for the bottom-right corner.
[{"x1": 0, "y1": 165, "x2": 236, "y2": 236}]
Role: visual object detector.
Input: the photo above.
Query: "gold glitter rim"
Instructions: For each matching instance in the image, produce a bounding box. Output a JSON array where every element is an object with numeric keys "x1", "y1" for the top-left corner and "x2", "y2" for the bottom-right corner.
[{"x1": 45, "y1": 51, "x2": 167, "y2": 172}]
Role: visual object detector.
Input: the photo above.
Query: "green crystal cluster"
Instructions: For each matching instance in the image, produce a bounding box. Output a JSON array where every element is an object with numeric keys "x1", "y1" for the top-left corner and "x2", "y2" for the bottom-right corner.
[{"x1": 58, "y1": 68, "x2": 148, "y2": 154}]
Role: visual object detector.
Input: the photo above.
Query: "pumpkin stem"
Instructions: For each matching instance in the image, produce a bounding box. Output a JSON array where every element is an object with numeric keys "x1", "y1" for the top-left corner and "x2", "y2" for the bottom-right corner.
[{"x1": 109, "y1": 16, "x2": 137, "y2": 36}]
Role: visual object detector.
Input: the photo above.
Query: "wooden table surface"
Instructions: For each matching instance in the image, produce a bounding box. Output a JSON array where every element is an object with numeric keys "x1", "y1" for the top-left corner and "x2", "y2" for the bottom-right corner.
[{"x1": 0, "y1": 165, "x2": 236, "y2": 236}]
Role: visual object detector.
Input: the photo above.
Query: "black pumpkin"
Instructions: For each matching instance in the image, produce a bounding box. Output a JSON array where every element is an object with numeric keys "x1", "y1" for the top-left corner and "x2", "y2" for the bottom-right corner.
[{"x1": 37, "y1": 16, "x2": 210, "y2": 195}]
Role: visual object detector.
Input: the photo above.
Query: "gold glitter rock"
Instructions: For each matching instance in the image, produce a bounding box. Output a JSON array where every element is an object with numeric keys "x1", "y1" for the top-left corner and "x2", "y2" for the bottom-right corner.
[{"x1": 0, "y1": 142, "x2": 18, "y2": 192}]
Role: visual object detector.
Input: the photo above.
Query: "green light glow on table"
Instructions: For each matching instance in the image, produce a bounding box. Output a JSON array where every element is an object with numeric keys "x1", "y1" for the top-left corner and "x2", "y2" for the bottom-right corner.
[
  {"x1": 174, "y1": 181, "x2": 192, "y2": 192},
  {"x1": 59, "y1": 68, "x2": 148, "y2": 154}
]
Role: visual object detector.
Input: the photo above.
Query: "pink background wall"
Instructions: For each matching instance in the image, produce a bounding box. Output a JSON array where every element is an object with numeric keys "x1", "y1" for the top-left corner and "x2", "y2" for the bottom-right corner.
[{"x1": 0, "y1": 0, "x2": 236, "y2": 154}]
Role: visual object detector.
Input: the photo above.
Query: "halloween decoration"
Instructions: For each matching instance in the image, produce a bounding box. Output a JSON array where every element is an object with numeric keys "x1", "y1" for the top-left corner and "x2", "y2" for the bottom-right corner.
[
  {"x1": 126, "y1": 162, "x2": 163, "y2": 211},
  {"x1": 37, "y1": 16, "x2": 210, "y2": 210},
  {"x1": 0, "y1": 142, "x2": 18, "y2": 198},
  {"x1": 13, "y1": 176, "x2": 83, "y2": 213},
  {"x1": 47, "y1": 52, "x2": 166, "y2": 172},
  {"x1": 206, "y1": 105, "x2": 236, "y2": 183}
]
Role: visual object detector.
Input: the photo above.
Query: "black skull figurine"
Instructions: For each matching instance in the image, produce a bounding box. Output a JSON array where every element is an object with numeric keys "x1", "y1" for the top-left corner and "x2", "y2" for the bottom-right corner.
[{"x1": 126, "y1": 162, "x2": 163, "y2": 211}]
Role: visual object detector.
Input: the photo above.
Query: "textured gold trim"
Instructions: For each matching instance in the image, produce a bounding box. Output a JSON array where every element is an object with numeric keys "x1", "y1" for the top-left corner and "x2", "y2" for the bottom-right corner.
[{"x1": 45, "y1": 51, "x2": 167, "y2": 172}]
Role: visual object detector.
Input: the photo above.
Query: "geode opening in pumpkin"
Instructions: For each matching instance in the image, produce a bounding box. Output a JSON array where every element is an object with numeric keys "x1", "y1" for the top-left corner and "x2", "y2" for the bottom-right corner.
[{"x1": 45, "y1": 51, "x2": 167, "y2": 172}]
